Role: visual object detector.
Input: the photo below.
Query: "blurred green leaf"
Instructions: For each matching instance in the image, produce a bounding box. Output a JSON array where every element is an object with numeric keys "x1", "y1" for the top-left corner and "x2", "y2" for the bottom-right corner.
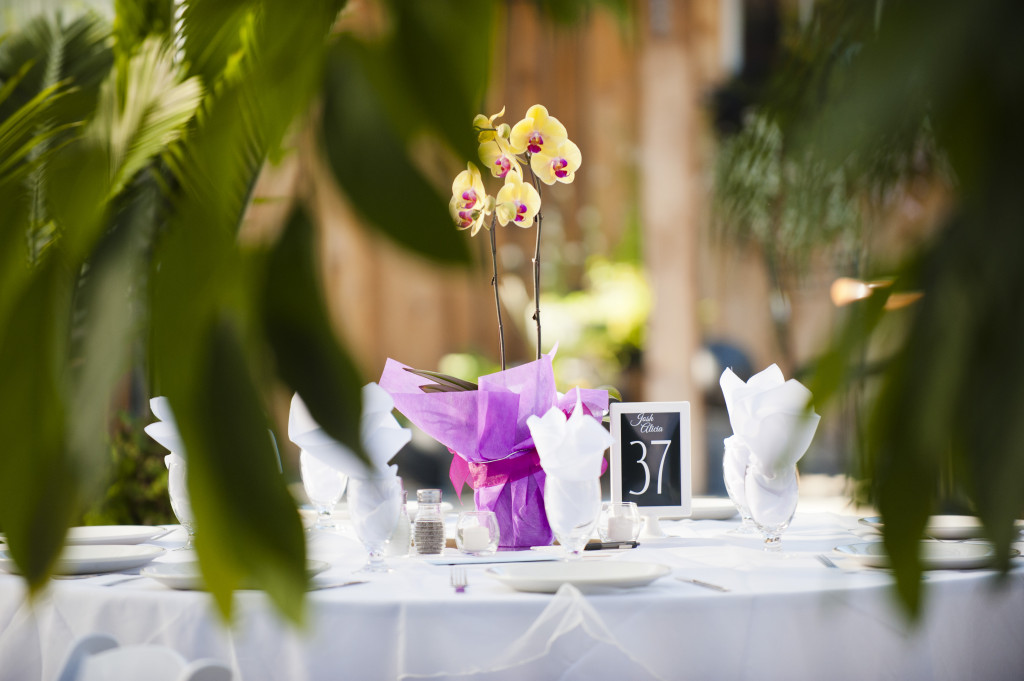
[
  {"x1": 262, "y1": 206, "x2": 366, "y2": 464},
  {"x1": 0, "y1": 13, "x2": 113, "y2": 135},
  {"x1": 765, "y1": 0, "x2": 1024, "y2": 617},
  {"x1": 387, "y1": 0, "x2": 493, "y2": 163},
  {"x1": 321, "y1": 37, "x2": 471, "y2": 265},
  {"x1": 184, "y1": 319, "x2": 308, "y2": 623},
  {"x1": 0, "y1": 259, "x2": 76, "y2": 591}
]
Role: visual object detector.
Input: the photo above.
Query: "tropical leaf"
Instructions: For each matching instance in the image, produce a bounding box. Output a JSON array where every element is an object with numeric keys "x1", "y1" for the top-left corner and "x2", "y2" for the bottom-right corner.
[
  {"x1": 0, "y1": 257, "x2": 77, "y2": 593},
  {"x1": 386, "y1": 0, "x2": 494, "y2": 164},
  {"x1": 261, "y1": 206, "x2": 366, "y2": 463},
  {"x1": 87, "y1": 37, "x2": 203, "y2": 199},
  {"x1": 0, "y1": 12, "x2": 113, "y2": 133},
  {"x1": 321, "y1": 37, "x2": 471, "y2": 265}
]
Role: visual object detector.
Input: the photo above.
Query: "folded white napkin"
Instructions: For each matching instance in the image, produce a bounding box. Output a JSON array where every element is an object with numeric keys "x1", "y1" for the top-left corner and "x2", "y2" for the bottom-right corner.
[
  {"x1": 720, "y1": 364, "x2": 820, "y2": 475},
  {"x1": 144, "y1": 396, "x2": 185, "y2": 458},
  {"x1": 528, "y1": 395, "x2": 613, "y2": 482},
  {"x1": 288, "y1": 382, "x2": 410, "y2": 480},
  {"x1": 720, "y1": 365, "x2": 820, "y2": 529},
  {"x1": 528, "y1": 396, "x2": 612, "y2": 539}
]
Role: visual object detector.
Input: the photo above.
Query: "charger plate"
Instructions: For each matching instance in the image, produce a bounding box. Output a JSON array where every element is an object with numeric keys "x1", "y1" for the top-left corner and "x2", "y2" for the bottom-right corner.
[
  {"x1": 489, "y1": 561, "x2": 670, "y2": 593},
  {"x1": 833, "y1": 541, "x2": 1017, "y2": 570}
]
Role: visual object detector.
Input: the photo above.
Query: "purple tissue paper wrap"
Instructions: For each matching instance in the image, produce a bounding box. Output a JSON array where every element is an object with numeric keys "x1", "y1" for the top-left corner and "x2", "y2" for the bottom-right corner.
[{"x1": 379, "y1": 352, "x2": 608, "y2": 548}]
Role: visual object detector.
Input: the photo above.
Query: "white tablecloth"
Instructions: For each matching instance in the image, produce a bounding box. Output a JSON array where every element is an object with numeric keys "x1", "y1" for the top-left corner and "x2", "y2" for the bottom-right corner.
[{"x1": 1, "y1": 511, "x2": 1022, "y2": 681}]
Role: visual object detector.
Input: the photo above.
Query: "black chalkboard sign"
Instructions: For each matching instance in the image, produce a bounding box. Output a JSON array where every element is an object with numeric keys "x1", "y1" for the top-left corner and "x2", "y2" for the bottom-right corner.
[{"x1": 609, "y1": 402, "x2": 691, "y2": 518}]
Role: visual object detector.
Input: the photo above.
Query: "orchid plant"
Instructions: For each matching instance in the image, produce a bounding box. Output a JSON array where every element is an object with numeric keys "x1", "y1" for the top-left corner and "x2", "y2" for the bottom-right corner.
[{"x1": 450, "y1": 104, "x2": 581, "y2": 369}]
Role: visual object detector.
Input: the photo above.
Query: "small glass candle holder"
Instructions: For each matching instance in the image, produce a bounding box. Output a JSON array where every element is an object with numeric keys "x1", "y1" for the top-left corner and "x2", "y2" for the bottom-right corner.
[
  {"x1": 598, "y1": 502, "x2": 641, "y2": 542},
  {"x1": 456, "y1": 511, "x2": 500, "y2": 555}
]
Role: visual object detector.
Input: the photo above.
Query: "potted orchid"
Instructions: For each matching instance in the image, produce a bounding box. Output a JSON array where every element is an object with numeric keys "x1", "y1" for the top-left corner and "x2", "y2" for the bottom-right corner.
[
  {"x1": 449, "y1": 104, "x2": 582, "y2": 367},
  {"x1": 381, "y1": 105, "x2": 604, "y2": 549}
]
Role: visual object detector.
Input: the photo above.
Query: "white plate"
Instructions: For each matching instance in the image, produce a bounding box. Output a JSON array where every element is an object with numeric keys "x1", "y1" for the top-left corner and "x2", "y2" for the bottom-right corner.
[
  {"x1": 489, "y1": 561, "x2": 670, "y2": 593},
  {"x1": 833, "y1": 541, "x2": 1017, "y2": 570},
  {"x1": 64, "y1": 525, "x2": 171, "y2": 545},
  {"x1": 141, "y1": 560, "x2": 330, "y2": 590},
  {"x1": 858, "y1": 515, "x2": 1024, "y2": 540},
  {"x1": 689, "y1": 497, "x2": 738, "y2": 521},
  {"x1": 0, "y1": 545, "x2": 165, "y2": 575}
]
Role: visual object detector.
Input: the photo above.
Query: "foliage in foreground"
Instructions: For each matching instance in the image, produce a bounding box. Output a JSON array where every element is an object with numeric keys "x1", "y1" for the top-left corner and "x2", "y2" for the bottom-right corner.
[{"x1": 716, "y1": 0, "x2": 1024, "y2": 616}]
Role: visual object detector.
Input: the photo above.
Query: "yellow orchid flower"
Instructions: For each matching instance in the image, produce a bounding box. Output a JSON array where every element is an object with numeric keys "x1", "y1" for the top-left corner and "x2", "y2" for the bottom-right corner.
[
  {"x1": 479, "y1": 134, "x2": 522, "y2": 180},
  {"x1": 509, "y1": 104, "x2": 567, "y2": 156},
  {"x1": 449, "y1": 162, "x2": 493, "y2": 236},
  {"x1": 495, "y1": 169, "x2": 541, "y2": 228},
  {"x1": 473, "y1": 107, "x2": 511, "y2": 144},
  {"x1": 530, "y1": 138, "x2": 581, "y2": 185}
]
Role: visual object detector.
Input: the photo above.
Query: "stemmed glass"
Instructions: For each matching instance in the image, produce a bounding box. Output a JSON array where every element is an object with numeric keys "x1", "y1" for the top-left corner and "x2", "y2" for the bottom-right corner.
[
  {"x1": 544, "y1": 478, "x2": 602, "y2": 558},
  {"x1": 723, "y1": 440, "x2": 757, "y2": 535},
  {"x1": 300, "y1": 451, "x2": 348, "y2": 532},
  {"x1": 748, "y1": 467, "x2": 799, "y2": 551},
  {"x1": 166, "y1": 456, "x2": 196, "y2": 551},
  {"x1": 348, "y1": 476, "x2": 403, "y2": 573}
]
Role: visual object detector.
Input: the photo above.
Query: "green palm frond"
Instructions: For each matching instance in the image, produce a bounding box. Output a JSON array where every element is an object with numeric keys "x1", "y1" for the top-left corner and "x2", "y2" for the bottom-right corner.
[{"x1": 88, "y1": 37, "x2": 202, "y2": 198}]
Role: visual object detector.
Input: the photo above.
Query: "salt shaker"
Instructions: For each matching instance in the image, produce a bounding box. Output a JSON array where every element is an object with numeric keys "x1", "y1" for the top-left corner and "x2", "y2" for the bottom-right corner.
[
  {"x1": 413, "y1": 489, "x2": 445, "y2": 554},
  {"x1": 385, "y1": 488, "x2": 412, "y2": 557}
]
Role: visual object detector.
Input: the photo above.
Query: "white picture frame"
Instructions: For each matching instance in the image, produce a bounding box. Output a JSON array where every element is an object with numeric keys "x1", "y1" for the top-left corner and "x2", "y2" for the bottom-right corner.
[{"x1": 610, "y1": 401, "x2": 691, "y2": 519}]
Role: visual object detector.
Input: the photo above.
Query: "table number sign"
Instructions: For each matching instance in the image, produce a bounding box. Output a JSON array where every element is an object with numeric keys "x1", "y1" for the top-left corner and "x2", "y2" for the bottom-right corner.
[{"x1": 609, "y1": 402, "x2": 691, "y2": 518}]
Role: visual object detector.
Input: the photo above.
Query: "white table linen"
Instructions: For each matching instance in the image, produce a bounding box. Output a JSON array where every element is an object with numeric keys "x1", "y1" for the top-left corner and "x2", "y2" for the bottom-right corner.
[{"x1": 1, "y1": 511, "x2": 1022, "y2": 681}]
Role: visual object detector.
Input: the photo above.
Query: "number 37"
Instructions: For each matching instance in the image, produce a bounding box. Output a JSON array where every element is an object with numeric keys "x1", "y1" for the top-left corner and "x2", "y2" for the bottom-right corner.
[{"x1": 628, "y1": 440, "x2": 672, "y2": 496}]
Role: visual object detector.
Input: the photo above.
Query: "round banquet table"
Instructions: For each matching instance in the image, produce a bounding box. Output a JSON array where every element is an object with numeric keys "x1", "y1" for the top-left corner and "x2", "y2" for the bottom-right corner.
[{"x1": 0, "y1": 510, "x2": 1022, "y2": 681}]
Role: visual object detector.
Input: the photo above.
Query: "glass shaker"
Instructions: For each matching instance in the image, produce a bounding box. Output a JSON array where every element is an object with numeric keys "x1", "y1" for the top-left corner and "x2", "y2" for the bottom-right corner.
[
  {"x1": 385, "y1": 488, "x2": 412, "y2": 557},
  {"x1": 413, "y1": 489, "x2": 446, "y2": 554}
]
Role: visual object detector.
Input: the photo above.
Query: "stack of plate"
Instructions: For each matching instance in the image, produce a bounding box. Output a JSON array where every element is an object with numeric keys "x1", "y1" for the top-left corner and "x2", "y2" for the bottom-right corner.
[{"x1": 0, "y1": 526, "x2": 169, "y2": 576}]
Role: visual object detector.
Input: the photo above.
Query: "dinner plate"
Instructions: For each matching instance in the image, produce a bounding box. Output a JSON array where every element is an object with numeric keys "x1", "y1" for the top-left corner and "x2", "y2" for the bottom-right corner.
[
  {"x1": 833, "y1": 541, "x2": 1017, "y2": 570},
  {"x1": 688, "y1": 497, "x2": 739, "y2": 521},
  {"x1": 488, "y1": 561, "x2": 670, "y2": 593},
  {"x1": 141, "y1": 560, "x2": 330, "y2": 590},
  {"x1": 859, "y1": 515, "x2": 1024, "y2": 540},
  {"x1": 64, "y1": 525, "x2": 171, "y2": 545},
  {"x1": 0, "y1": 545, "x2": 165, "y2": 575}
]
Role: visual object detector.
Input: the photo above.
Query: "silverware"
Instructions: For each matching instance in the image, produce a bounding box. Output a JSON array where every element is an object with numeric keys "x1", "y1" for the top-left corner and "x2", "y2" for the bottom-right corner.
[
  {"x1": 307, "y1": 579, "x2": 368, "y2": 591},
  {"x1": 450, "y1": 567, "x2": 468, "y2": 594},
  {"x1": 816, "y1": 554, "x2": 839, "y2": 569},
  {"x1": 676, "y1": 577, "x2": 729, "y2": 593}
]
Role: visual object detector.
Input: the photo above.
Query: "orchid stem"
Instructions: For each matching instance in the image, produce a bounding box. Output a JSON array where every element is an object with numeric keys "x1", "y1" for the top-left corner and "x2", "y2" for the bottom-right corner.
[
  {"x1": 528, "y1": 166, "x2": 543, "y2": 360},
  {"x1": 488, "y1": 213, "x2": 506, "y2": 370}
]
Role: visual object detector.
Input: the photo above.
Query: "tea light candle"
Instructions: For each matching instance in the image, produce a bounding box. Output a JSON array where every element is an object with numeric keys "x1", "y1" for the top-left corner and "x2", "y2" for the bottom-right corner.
[
  {"x1": 607, "y1": 516, "x2": 635, "y2": 541},
  {"x1": 461, "y1": 524, "x2": 491, "y2": 552}
]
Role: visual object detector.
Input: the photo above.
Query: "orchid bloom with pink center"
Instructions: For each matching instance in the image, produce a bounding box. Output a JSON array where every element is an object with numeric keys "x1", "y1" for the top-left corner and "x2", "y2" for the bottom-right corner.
[
  {"x1": 479, "y1": 134, "x2": 522, "y2": 180},
  {"x1": 531, "y1": 138, "x2": 581, "y2": 185},
  {"x1": 495, "y1": 169, "x2": 541, "y2": 228},
  {"x1": 448, "y1": 163, "x2": 494, "y2": 237},
  {"x1": 509, "y1": 104, "x2": 567, "y2": 157}
]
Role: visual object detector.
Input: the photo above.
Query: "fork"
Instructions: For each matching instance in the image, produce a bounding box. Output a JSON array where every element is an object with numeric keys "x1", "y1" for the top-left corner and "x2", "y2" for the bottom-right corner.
[
  {"x1": 450, "y1": 567, "x2": 468, "y2": 594},
  {"x1": 816, "y1": 554, "x2": 839, "y2": 569}
]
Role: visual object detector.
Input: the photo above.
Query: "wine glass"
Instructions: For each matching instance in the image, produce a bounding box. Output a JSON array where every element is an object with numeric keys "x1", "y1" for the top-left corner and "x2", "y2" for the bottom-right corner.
[
  {"x1": 300, "y1": 450, "x2": 348, "y2": 532},
  {"x1": 348, "y1": 476, "x2": 403, "y2": 573},
  {"x1": 166, "y1": 455, "x2": 195, "y2": 551},
  {"x1": 748, "y1": 467, "x2": 799, "y2": 551},
  {"x1": 723, "y1": 439, "x2": 757, "y2": 535},
  {"x1": 544, "y1": 477, "x2": 602, "y2": 558}
]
